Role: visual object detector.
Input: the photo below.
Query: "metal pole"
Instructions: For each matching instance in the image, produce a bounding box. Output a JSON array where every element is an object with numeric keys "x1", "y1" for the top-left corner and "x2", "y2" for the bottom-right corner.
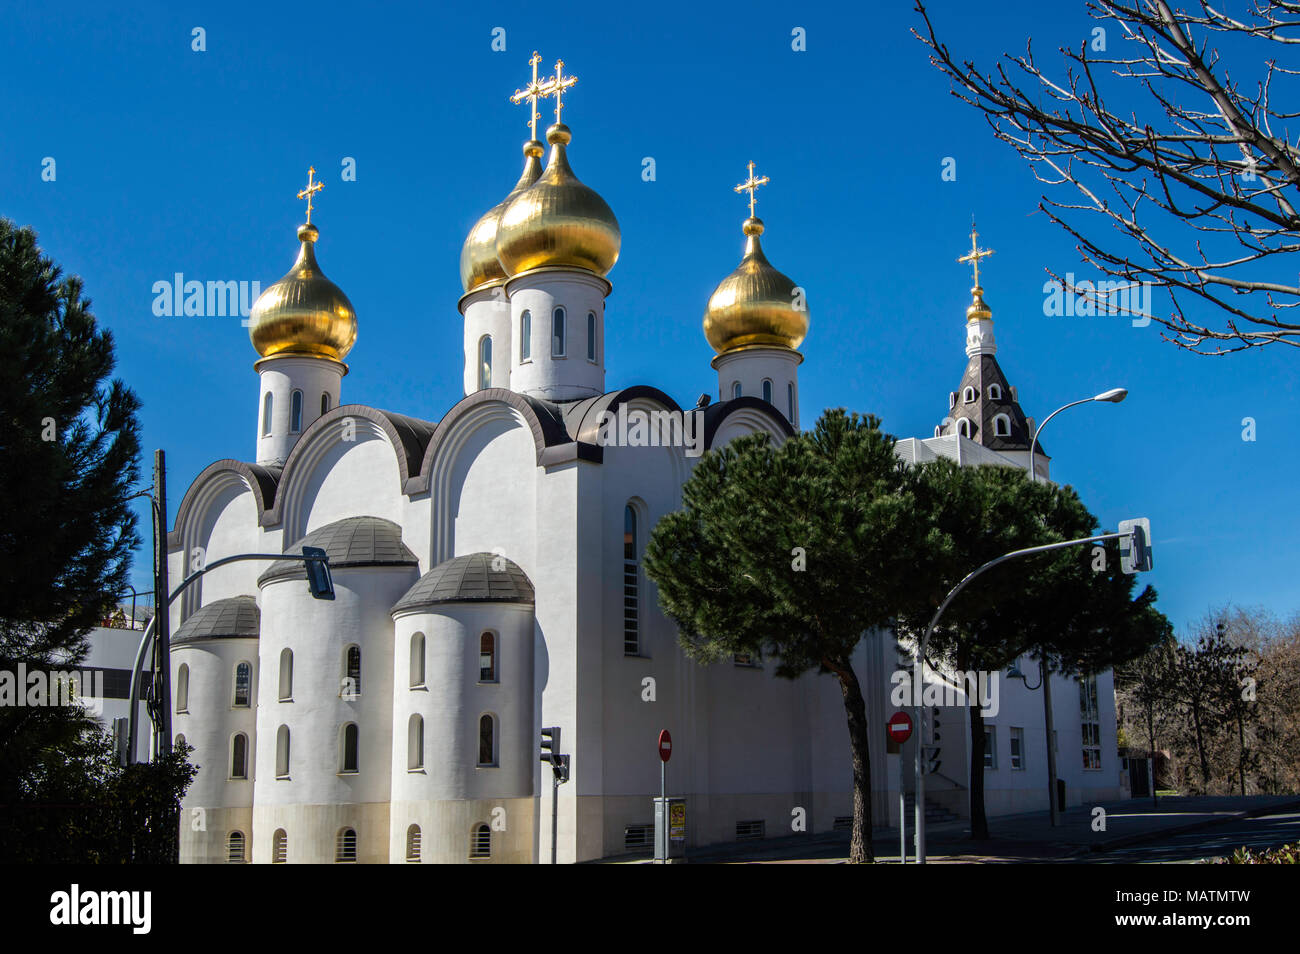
[
  {"x1": 1042, "y1": 653, "x2": 1059, "y2": 826},
  {"x1": 899, "y1": 751, "x2": 906, "y2": 863},
  {"x1": 914, "y1": 668, "x2": 925, "y2": 863},
  {"x1": 153, "y1": 450, "x2": 172, "y2": 758},
  {"x1": 551, "y1": 768, "x2": 559, "y2": 865},
  {"x1": 1029, "y1": 398, "x2": 1092, "y2": 484},
  {"x1": 660, "y1": 759, "x2": 667, "y2": 863}
]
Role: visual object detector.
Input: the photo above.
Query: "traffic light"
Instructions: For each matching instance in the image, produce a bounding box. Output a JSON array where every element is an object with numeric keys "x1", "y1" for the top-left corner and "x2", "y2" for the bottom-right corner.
[
  {"x1": 1117, "y1": 518, "x2": 1153, "y2": 574},
  {"x1": 931, "y1": 707, "x2": 942, "y2": 744},
  {"x1": 555, "y1": 753, "x2": 571, "y2": 783},
  {"x1": 924, "y1": 745, "x2": 942, "y2": 776},
  {"x1": 303, "y1": 546, "x2": 335, "y2": 600},
  {"x1": 540, "y1": 726, "x2": 561, "y2": 766}
]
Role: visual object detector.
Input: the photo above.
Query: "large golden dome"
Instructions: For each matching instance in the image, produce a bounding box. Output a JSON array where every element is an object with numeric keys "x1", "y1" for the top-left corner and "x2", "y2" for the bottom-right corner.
[
  {"x1": 248, "y1": 223, "x2": 357, "y2": 362},
  {"x1": 703, "y1": 217, "x2": 809, "y2": 354},
  {"x1": 460, "y1": 140, "x2": 544, "y2": 292},
  {"x1": 495, "y1": 123, "x2": 620, "y2": 278}
]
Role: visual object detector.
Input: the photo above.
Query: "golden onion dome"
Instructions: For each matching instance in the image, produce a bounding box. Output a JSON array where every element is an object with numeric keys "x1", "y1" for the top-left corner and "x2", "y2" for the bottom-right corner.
[
  {"x1": 248, "y1": 223, "x2": 357, "y2": 362},
  {"x1": 703, "y1": 217, "x2": 809, "y2": 354},
  {"x1": 460, "y1": 140, "x2": 545, "y2": 292},
  {"x1": 966, "y1": 284, "x2": 993, "y2": 322},
  {"x1": 495, "y1": 122, "x2": 620, "y2": 278}
]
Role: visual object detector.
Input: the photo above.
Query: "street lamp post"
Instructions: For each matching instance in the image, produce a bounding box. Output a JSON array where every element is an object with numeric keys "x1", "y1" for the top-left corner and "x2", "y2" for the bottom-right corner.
[{"x1": 1027, "y1": 388, "x2": 1127, "y2": 483}]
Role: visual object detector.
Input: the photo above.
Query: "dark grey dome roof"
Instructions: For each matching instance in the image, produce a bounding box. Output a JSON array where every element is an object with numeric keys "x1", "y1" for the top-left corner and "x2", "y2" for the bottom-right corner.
[
  {"x1": 392, "y1": 552, "x2": 534, "y2": 614},
  {"x1": 172, "y1": 595, "x2": 260, "y2": 644},
  {"x1": 258, "y1": 516, "x2": 418, "y2": 586}
]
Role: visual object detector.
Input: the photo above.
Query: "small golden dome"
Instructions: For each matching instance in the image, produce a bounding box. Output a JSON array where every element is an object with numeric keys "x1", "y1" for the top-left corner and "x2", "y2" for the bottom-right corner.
[
  {"x1": 966, "y1": 284, "x2": 992, "y2": 322},
  {"x1": 703, "y1": 217, "x2": 809, "y2": 354},
  {"x1": 495, "y1": 123, "x2": 620, "y2": 278},
  {"x1": 460, "y1": 140, "x2": 545, "y2": 292},
  {"x1": 248, "y1": 223, "x2": 357, "y2": 362}
]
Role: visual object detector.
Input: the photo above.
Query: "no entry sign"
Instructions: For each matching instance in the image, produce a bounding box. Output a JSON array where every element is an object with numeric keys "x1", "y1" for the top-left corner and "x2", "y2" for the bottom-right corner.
[
  {"x1": 887, "y1": 711, "x2": 913, "y2": 744},
  {"x1": 658, "y1": 729, "x2": 672, "y2": 762}
]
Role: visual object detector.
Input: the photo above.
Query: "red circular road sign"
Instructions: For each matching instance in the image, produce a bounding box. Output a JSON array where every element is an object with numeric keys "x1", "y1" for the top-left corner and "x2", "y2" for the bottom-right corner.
[
  {"x1": 658, "y1": 729, "x2": 673, "y2": 762},
  {"x1": 887, "y1": 711, "x2": 913, "y2": 744}
]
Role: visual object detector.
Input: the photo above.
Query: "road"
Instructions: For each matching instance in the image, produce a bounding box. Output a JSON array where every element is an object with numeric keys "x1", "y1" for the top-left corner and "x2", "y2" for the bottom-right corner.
[{"x1": 1080, "y1": 809, "x2": 1300, "y2": 864}]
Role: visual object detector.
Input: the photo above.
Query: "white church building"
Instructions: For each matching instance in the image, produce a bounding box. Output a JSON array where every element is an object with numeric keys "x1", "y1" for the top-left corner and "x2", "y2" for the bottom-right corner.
[{"x1": 164, "y1": 58, "x2": 1120, "y2": 864}]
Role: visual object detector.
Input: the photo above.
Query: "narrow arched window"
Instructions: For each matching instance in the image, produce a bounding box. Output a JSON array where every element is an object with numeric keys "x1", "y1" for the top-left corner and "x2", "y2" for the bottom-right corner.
[
  {"x1": 227, "y1": 831, "x2": 246, "y2": 863},
  {"x1": 623, "y1": 504, "x2": 639, "y2": 655},
  {"x1": 480, "y1": 632, "x2": 496, "y2": 682},
  {"x1": 957, "y1": 418, "x2": 974, "y2": 439},
  {"x1": 520, "y1": 310, "x2": 532, "y2": 361},
  {"x1": 470, "y1": 824, "x2": 491, "y2": 859},
  {"x1": 478, "y1": 335, "x2": 492, "y2": 391},
  {"x1": 320, "y1": 392, "x2": 331, "y2": 415},
  {"x1": 336, "y1": 828, "x2": 357, "y2": 863},
  {"x1": 587, "y1": 311, "x2": 596, "y2": 361},
  {"x1": 993, "y1": 414, "x2": 1011, "y2": 437},
  {"x1": 341, "y1": 723, "x2": 359, "y2": 773},
  {"x1": 406, "y1": 824, "x2": 421, "y2": 862},
  {"x1": 231, "y1": 733, "x2": 248, "y2": 779},
  {"x1": 175, "y1": 733, "x2": 185, "y2": 750},
  {"x1": 949, "y1": 391, "x2": 957, "y2": 409},
  {"x1": 262, "y1": 392, "x2": 273, "y2": 437},
  {"x1": 731, "y1": 381, "x2": 741, "y2": 399},
  {"x1": 762, "y1": 379, "x2": 773, "y2": 404},
  {"x1": 987, "y1": 383, "x2": 1002, "y2": 401},
  {"x1": 788, "y1": 382, "x2": 795, "y2": 422},
  {"x1": 176, "y1": 663, "x2": 189, "y2": 712},
  {"x1": 410, "y1": 632, "x2": 425, "y2": 688},
  {"x1": 233, "y1": 662, "x2": 251, "y2": 708},
  {"x1": 276, "y1": 724, "x2": 290, "y2": 778},
  {"x1": 478, "y1": 714, "x2": 496, "y2": 766},
  {"x1": 408, "y1": 714, "x2": 424, "y2": 770},
  {"x1": 552, "y1": 307, "x2": 566, "y2": 356},
  {"x1": 344, "y1": 646, "x2": 361, "y2": 697},
  {"x1": 290, "y1": 389, "x2": 303, "y2": 433},
  {"x1": 272, "y1": 829, "x2": 288, "y2": 863},
  {"x1": 963, "y1": 386, "x2": 977, "y2": 404},
  {"x1": 279, "y1": 648, "x2": 293, "y2": 701}
]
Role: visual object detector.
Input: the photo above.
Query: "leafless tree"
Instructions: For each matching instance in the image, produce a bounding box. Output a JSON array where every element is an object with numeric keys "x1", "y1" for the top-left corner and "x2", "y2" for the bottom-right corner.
[{"x1": 915, "y1": 1, "x2": 1300, "y2": 355}]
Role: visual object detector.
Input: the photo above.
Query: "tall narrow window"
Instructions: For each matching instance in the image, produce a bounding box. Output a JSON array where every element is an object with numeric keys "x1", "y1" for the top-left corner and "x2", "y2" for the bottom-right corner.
[
  {"x1": 227, "y1": 831, "x2": 246, "y2": 863},
  {"x1": 623, "y1": 504, "x2": 639, "y2": 655},
  {"x1": 409, "y1": 632, "x2": 425, "y2": 688},
  {"x1": 336, "y1": 828, "x2": 357, "y2": 863},
  {"x1": 983, "y1": 727, "x2": 998, "y2": 769},
  {"x1": 233, "y1": 662, "x2": 251, "y2": 707},
  {"x1": 1081, "y1": 675, "x2": 1101, "y2": 770},
  {"x1": 176, "y1": 663, "x2": 189, "y2": 712},
  {"x1": 262, "y1": 392, "x2": 273, "y2": 437},
  {"x1": 272, "y1": 829, "x2": 288, "y2": 863},
  {"x1": 1010, "y1": 727, "x2": 1025, "y2": 770},
  {"x1": 341, "y1": 723, "x2": 359, "y2": 773},
  {"x1": 276, "y1": 725, "x2": 290, "y2": 778},
  {"x1": 552, "y1": 307, "x2": 566, "y2": 356},
  {"x1": 520, "y1": 310, "x2": 532, "y2": 361},
  {"x1": 480, "y1": 632, "x2": 496, "y2": 682},
  {"x1": 957, "y1": 418, "x2": 973, "y2": 439},
  {"x1": 470, "y1": 824, "x2": 491, "y2": 859},
  {"x1": 478, "y1": 714, "x2": 496, "y2": 766},
  {"x1": 344, "y1": 646, "x2": 361, "y2": 697},
  {"x1": 787, "y1": 382, "x2": 795, "y2": 421},
  {"x1": 279, "y1": 648, "x2": 293, "y2": 701},
  {"x1": 231, "y1": 733, "x2": 248, "y2": 779},
  {"x1": 408, "y1": 714, "x2": 424, "y2": 770},
  {"x1": 290, "y1": 389, "x2": 303, "y2": 433},
  {"x1": 321, "y1": 392, "x2": 331, "y2": 415},
  {"x1": 762, "y1": 379, "x2": 773, "y2": 404},
  {"x1": 478, "y1": 335, "x2": 492, "y2": 390},
  {"x1": 587, "y1": 311, "x2": 596, "y2": 361},
  {"x1": 731, "y1": 381, "x2": 741, "y2": 399},
  {"x1": 406, "y1": 825, "x2": 422, "y2": 862},
  {"x1": 993, "y1": 414, "x2": 1011, "y2": 437}
]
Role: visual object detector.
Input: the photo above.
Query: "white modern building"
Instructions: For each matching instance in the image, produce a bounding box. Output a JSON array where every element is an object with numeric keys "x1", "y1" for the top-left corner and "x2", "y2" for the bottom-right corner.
[{"x1": 162, "y1": 63, "x2": 1121, "y2": 864}]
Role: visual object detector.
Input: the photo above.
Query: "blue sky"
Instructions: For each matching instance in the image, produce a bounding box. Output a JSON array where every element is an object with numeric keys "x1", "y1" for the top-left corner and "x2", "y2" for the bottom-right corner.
[{"x1": 2, "y1": 0, "x2": 1295, "y2": 635}]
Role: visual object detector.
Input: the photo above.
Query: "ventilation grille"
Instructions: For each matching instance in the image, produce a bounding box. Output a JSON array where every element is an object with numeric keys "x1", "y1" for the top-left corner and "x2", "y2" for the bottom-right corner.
[
  {"x1": 624, "y1": 824, "x2": 654, "y2": 851},
  {"x1": 832, "y1": 816, "x2": 853, "y2": 832},
  {"x1": 736, "y1": 820, "x2": 765, "y2": 841}
]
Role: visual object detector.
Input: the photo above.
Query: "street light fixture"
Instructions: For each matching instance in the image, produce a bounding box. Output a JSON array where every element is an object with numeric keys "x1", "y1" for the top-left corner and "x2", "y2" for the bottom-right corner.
[{"x1": 1028, "y1": 387, "x2": 1128, "y2": 483}]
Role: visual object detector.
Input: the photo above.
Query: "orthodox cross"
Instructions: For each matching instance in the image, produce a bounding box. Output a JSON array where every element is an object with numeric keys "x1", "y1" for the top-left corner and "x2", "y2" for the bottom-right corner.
[
  {"x1": 958, "y1": 223, "x2": 995, "y2": 287},
  {"x1": 510, "y1": 51, "x2": 549, "y2": 141},
  {"x1": 297, "y1": 166, "x2": 323, "y2": 225},
  {"x1": 541, "y1": 59, "x2": 577, "y2": 125},
  {"x1": 734, "y1": 161, "x2": 769, "y2": 218}
]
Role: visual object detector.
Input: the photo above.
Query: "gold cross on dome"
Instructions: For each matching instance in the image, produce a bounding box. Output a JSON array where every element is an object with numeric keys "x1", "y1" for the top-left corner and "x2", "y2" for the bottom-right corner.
[
  {"x1": 958, "y1": 222, "x2": 995, "y2": 287},
  {"x1": 540, "y1": 59, "x2": 577, "y2": 124},
  {"x1": 297, "y1": 166, "x2": 324, "y2": 225},
  {"x1": 510, "y1": 51, "x2": 549, "y2": 141},
  {"x1": 734, "y1": 161, "x2": 769, "y2": 218}
]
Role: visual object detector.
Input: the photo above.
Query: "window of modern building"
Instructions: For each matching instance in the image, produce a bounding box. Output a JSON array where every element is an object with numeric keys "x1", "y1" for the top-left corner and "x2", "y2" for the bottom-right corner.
[
  {"x1": 587, "y1": 311, "x2": 596, "y2": 361},
  {"x1": 176, "y1": 663, "x2": 189, "y2": 712},
  {"x1": 470, "y1": 824, "x2": 491, "y2": 859},
  {"x1": 262, "y1": 392, "x2": 273, "y2": 437},
  {"x1": 276, "y1": 725, "x2": 290, "y2": 778},
  {"x1": 341, "y1": 723, "x2": 359, "y2": 773},
  {"x1": 336, "y1": 828, "x2": 357, "y2": 863},
  {"x1": 478, "y1": 335, "x2": 492, "y2": 391},
  {"x1": 623, "y1": 504, "x2": 639, "y2": 655},
  {"x1": 233, "y1": 661, "x2": 251, "y2": 708},
  {"x1": 762, "y1": 379, "x2": 773, "y2": 404},
  {"x1": 410, "y1": 632, "x2": 425, "y2": 688},
  {"x1": 231, "y1": 733, "x2": 248, "y2": 779},
  {"x1": 406, "y1": 825, "x2": 421, "y2": 862},
  {"x1": 1010, "y1": 727, "x2": 1025, "y2": 770},
  {"x1": 552, "y1": 307, "x2": 566, "y2": 356},
  {"x1": 478, "y1": 714, "x2": 496, "y2": 766},
  {"x1": 1081, "y1": 675, "x2": 1102, "y2": 770},
  {"x1": 408, "y1": 714, "x2": 424, "y2": 770},
  {"x1": 983, "y1": 726, "x2": 997, "y2": 769},
  {"x1": 344, "y1": 646, "x2": 361, "y2": 698},
  {"x1": 227, "y1": 831, "x2": 246, "y2": 863},
  {"x1": 279, "y1": 648, "x2": 293, "y2": 701},
  {"x1": 480, "y1": 632, "x2": 496, "y2": 682},
  {"x1": 272, "y1": 829, "x2": 288, "y2": 863},
  {"x1": 290, "y1": 389, "x2": 303, "y2": 433},
  {"x1": 520, "y1": 310, "x2": 532, "y2": 361}
]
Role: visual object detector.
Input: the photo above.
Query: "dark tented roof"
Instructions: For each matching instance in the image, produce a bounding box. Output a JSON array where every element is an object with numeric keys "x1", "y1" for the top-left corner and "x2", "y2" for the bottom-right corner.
[
  {"x1": 258, "y1": 516, "x2": 418, "y2": 586},
  {"x1": 392, "y1": 551, "x2": 534, "y2": 614},
  {"x1": 172, "y1": 595, "x2": 260, "y2": 644}
]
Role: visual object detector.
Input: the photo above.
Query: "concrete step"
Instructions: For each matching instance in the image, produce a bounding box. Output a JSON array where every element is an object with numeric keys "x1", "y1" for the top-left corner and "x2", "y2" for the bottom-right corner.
[{"x1": 903, "y1": 794, "x2": 962, "y2": 824}]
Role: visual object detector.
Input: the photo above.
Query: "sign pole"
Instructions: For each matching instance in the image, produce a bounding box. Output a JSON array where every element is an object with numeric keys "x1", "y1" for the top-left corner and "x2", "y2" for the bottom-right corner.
[{"x1": 899, "y1": 751, "x2": 906, "y2": 864}]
